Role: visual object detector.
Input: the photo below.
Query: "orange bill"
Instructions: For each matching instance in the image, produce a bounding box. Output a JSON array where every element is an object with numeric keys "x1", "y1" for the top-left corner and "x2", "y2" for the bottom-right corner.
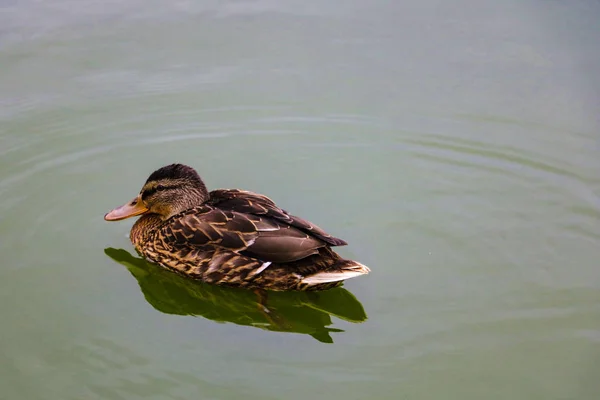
[{"x1": 104, "y1": 195, "x2": 148, "y2": 221}]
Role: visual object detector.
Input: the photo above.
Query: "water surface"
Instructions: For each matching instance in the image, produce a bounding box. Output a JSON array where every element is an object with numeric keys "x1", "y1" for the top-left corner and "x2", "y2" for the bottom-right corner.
[{"x1": 1, "y1": 1, "x2": 599, "y2": 399}]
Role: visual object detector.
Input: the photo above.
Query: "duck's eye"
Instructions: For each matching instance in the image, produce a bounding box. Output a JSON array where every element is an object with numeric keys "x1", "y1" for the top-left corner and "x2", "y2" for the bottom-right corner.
[{"x1": 156, "y1": 185, "x2": 166, "y2": 191}]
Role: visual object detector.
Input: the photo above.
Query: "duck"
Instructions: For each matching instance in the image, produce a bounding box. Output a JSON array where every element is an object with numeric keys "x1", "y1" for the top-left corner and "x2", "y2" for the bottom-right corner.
[{"x1": 104, "y1": 164, "x2": 370, "y2": 291}]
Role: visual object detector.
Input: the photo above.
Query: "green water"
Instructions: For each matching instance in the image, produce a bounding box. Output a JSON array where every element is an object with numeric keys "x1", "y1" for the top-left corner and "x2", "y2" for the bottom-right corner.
[{"x1": 1, "y1": 1, "x2": 599, "y2": 399}]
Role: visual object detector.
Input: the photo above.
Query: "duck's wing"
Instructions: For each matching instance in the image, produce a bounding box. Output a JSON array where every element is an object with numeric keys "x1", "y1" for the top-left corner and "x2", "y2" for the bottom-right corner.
[
  {"x1": 207, "y1": 189, "x2": 347, "y2": 246},
  {"x1": 159, "y1": 206, "x2": 327, "y2": 263}
]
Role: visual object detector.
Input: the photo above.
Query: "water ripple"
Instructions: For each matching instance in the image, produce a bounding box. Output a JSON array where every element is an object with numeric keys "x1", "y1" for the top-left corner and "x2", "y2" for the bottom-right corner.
[{"x1": 406, "y1": 135, "x2": 594, "y2": 186}]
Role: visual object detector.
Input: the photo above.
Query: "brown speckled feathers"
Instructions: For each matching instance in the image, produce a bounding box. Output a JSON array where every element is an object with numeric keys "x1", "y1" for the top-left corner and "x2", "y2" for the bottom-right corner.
[
  {"x1": 106, "y1": 164, "x2": 369, "y2": 291},
  {"x1": 207, "y1": 189, "x2": 347, "y2": 246},
  {"x1": 159, "y1": 189, "x2": 345, "y2": 263}
]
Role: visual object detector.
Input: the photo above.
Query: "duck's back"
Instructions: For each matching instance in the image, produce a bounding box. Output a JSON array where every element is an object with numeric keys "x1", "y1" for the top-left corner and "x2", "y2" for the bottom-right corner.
[{"x1": 206, "y1": 189, "x2": 348, "y2": 247}]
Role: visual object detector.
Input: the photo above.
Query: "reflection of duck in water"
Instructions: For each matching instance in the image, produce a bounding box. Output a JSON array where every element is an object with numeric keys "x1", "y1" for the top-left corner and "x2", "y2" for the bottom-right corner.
[
  {"x1": 105, "y1": 248, "x2": 367, "y2": 343},
  {"x1": 104, "y1": 164, "x2": 370, "y2": 291}
]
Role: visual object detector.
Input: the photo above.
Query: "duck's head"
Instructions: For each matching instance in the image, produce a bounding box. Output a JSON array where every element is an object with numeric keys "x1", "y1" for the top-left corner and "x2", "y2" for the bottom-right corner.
[{"x1": 104, "y1": 164, "x2": 209, "y2": 221}]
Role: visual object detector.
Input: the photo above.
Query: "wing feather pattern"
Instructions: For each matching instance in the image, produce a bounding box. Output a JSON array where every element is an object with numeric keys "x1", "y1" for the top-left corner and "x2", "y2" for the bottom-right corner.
[
  {"x1": 159, "y1": 203, "x2": 328, "y2": 263},
  {"x1": 207, "y1": 189, "x2": 348, "y2": 246}
]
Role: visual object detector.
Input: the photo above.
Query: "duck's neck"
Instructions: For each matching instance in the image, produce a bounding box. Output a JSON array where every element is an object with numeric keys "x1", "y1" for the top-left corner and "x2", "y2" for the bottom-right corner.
[{"x1": 130, "y1": 214, "x2": 163, "y2": 250}]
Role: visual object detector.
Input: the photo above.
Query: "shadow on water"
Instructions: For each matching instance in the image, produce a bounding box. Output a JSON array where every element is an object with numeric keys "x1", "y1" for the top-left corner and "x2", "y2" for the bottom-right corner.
[{"x1": 104, "y1": 248, "x2": 367, "y2": 343}]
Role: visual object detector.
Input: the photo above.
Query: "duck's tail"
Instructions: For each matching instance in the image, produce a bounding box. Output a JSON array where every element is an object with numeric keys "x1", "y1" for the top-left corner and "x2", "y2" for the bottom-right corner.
[{"x1": 301, "y1": 259, "x2": 370, "y2": 287}]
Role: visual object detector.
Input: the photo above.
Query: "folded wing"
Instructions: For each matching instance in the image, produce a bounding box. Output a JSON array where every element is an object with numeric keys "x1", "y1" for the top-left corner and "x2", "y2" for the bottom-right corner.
[
  {"x1": 207, "y1": 189, "x2": 348, "y2": 246},
  {"x1": 159, "y1": 206, "x2": 328, "y2": 263}
]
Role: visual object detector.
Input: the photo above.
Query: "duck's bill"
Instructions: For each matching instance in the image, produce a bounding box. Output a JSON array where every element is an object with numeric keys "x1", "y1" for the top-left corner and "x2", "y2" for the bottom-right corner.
[{"x1": 104, "y1": 196, "x2": 148, "y2": 221}]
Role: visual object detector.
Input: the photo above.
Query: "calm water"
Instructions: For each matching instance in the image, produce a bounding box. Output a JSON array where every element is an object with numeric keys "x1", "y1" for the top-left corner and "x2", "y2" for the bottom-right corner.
[{"x1": 1, "y1": 1, "x2": 599, "y2": 399}]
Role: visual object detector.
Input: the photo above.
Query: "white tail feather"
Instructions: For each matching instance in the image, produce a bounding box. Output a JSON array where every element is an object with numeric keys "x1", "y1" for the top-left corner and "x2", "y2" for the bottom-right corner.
[{"x1": 301, "y1": 262, "x2": 370, "y2": 285}]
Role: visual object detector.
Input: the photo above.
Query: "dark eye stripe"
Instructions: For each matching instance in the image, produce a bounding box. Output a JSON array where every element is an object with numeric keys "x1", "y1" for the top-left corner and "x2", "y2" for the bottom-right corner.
[{"x1": 142, "y1": 184, "x2": 171, "y2": 199}]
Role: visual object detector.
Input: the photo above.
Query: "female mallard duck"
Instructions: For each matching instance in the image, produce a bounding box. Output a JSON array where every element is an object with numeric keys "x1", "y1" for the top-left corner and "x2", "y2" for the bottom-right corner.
[{"x1": 104, "y1": 164, "x2": 370, "y2": 291}]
